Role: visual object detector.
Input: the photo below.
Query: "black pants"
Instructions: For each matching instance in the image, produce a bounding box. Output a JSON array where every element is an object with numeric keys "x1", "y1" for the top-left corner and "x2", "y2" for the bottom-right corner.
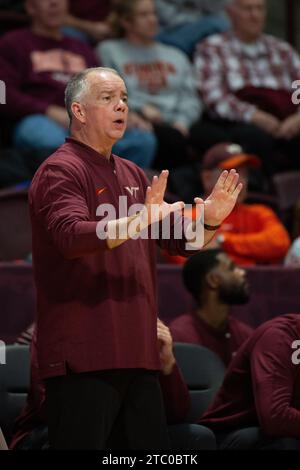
[
  {"x1": 45, "y1": 368, "x2": 170, "y2": 450},
  {"x1": 217, "y1": 426, "x2": 300, "y2": 450},
  {"x1": 190, "y1": 117, "x2": 300, "y2": 177}
]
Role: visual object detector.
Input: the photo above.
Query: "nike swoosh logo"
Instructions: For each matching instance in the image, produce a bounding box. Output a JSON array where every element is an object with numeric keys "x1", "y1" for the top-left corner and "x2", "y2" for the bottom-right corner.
[{"x1": 96, "y1": 187, "x2": 107, "y2": 196}]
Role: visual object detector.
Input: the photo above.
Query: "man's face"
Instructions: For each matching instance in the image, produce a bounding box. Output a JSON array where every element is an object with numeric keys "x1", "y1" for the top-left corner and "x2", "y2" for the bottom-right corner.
[
  {"x1": 124, "y1": 0, "x2": 158, "y2": 41},
  {"x1": 26, "y1": 0, "x2": 68, "y2": 30},
  {"x1": 80, "y1": 71, "x2": 128, "y2": 146},
  {"x1": 213, "y1": 253, "x2": 250, "y2": 305},
  {"x1": 227, "y1": 0, "x2": 266, "y2": 42}
]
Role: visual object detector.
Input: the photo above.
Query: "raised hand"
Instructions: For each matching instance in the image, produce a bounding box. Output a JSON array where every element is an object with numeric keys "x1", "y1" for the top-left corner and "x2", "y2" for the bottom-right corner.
[
  {"x1": 194, "y1": 169, "x2": 243, "y2": 226},
  {"x1": 141, "y1": 170, "x2": 185, "y2": 226}
]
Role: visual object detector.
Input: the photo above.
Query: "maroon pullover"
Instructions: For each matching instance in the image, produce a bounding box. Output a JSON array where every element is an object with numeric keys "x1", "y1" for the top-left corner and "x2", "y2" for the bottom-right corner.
[
  {"x1": 170, "y1": 312, "x2": 253, "y2": 367},
  {"x1": 29, "y1": 137, "x2": 196, "y2": 379},
  {"x1": 199, "y1": 314, "x2": 300, "y2": 439},
  {"x1": 0, "y1": 29, "x2": 98, "y2": 120}
]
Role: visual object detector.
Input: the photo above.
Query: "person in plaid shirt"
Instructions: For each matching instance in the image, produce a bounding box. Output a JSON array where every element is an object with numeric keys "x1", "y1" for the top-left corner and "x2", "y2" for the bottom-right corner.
[{"x1": 191, "y1": 0, "x2": 300, "y2": 181}]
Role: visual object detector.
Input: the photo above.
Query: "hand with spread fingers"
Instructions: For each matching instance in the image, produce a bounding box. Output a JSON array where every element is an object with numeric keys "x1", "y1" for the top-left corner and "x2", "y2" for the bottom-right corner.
[
  {"x1": 141, "y1": 170, "x2": 185, "y2": 226},
  {"x1": 194, "y1": 169, "x2": 243, "y2": 227}
]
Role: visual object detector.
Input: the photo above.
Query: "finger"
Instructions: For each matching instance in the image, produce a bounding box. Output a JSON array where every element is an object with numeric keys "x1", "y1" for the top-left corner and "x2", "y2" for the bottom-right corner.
[
  {"x1": 227, "y1": 172, "x2": 240, "y2": 194},
  {"x1": 232, "y1": 182, "x2": 243, "y2": 199},
  {"x1": 151, "y1": 174, "x2": 159, "y2": 187},
  {"x1": 214, "y1": 170, "x2": 229, "y2": 189},
  {"x1": 144, "y1": 186, "x2": 152, "y2": 204},
  {"x1": 169, "y1": 201, "x2": 185, "y2": 213},
  {"x1": 223, "y1": 169, "x2": 238, "y2": 191},
  {"x1": 194, "y1": 197, "x2": 204, "y2": 204},
  {"x1": 151, "y1": 171, "x2": 166, "y2": 192},
  {"x1": 156, "y1": 170, "x2": 169, "y2": 194}
]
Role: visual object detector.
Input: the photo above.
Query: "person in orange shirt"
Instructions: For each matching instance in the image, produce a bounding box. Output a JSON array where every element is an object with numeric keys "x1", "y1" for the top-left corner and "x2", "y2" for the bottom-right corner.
[{"x1": 164, "y1": 143, "x2": 290, "y2": 265}]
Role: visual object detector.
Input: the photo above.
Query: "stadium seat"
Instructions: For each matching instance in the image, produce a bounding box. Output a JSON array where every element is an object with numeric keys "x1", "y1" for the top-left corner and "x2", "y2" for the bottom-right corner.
[
  {"x1": 0, "y1": 345, "x2": 30, "y2": 444},
  {"x1": 173, "y1": 343, "x2": 226, "y2": 422}
]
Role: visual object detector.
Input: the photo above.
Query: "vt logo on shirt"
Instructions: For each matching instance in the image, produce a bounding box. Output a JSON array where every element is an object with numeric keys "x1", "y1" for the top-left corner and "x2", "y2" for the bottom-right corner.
[{"x1": 125, "y1": 186, "x2": 139, "y2": 198}]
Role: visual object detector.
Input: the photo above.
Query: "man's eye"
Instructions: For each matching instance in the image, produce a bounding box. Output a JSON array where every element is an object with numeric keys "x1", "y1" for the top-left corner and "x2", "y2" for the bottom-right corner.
[{"x1": 102, "y1": 96, "x2": 110, "y2": 101}]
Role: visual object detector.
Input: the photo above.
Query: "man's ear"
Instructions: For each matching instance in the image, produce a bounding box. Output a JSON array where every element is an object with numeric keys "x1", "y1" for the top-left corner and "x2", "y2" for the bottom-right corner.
[
  {"x1": 71, "y1": 102, "x2": 86, "y2": 123},
  {"x1": 206, "y1": 271, "x2": 220, "y2": 290}
]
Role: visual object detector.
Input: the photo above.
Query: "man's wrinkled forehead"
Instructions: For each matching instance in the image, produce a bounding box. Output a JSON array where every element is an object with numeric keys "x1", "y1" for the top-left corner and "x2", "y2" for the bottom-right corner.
[{"x1": 86, "y1": 72, "x2": 127, "y2": 96}]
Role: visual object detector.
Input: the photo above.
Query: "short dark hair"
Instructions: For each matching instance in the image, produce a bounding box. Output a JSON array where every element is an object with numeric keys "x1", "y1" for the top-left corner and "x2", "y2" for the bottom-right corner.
[{"x1": 182, "y1": 249, "x2": 222, "y2": 306}]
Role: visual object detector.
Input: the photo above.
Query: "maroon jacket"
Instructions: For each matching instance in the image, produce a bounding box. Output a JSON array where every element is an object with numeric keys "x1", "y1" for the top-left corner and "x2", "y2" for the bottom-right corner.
[
  {"x1": 10, "y1": 327, "x2": 190, "y2": 449},
  {"x1": 0, "y1": 29, "x2": 98, "y2": 120},
  {"x1": 29, "y1": 137, "x2": 195, "y2": 379},
  {"x1": 199, "y1": 314, "x2": 300, "y2": 439},
  {"x1": 170, "y1": 312, "x2": 253, "y2": 367}
]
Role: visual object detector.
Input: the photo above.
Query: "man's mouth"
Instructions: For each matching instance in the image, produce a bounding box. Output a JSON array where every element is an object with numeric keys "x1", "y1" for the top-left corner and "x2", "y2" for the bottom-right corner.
[{"x1": 114, "y1": 119, "x2": 124, "y2": 124}]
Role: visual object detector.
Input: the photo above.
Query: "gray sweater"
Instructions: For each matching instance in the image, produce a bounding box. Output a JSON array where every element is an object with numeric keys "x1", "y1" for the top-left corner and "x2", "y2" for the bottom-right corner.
[{"x1": 97, "y1": 39, "x2": 202, "y2": 128}]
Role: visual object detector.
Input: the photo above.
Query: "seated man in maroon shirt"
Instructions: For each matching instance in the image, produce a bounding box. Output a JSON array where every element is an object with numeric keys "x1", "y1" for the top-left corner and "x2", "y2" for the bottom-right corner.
[
  {"x1": 199, "y1": 313, "x2": 300, "y2": 450},
  {"x1": 28, "y1": 65, "x2": 242, "y2": 449},
  {"x1": 0, "y1": 0, "x2": 98, "y2": 151},
  {"x1": 170, "y1": 249, "x2": 253, "y2": 367}
]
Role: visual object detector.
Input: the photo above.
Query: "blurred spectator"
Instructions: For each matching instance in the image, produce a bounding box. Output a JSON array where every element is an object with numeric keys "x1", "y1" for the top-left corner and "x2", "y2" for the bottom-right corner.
[
  {"x1": 170, "y1": 249, "x2": 253, "y2": 367},
  {"x1": 191, "y1": 0, "x2": 300, "y2": 179},
  {"x1": 0, "y1": 0, "x2": 98, "y2": 152},
  {"x1": 155, "y1": 0, "x2": 229, "y2": 58},
  {"x1": 97, "y1": 0, "x2": 201, "y2": 169},
  {"x1": 201, "y1": 143, "x2": 291, "y2": 265},
  {"x1": 163, "y1": 143, "x2": 291, "y2": 265},
  {"x1": 63, "y1": 0, "x2": 112, "y2": 43},
  {"x1": 199, "y1": 314, "x2": 300, "y2": 449}
]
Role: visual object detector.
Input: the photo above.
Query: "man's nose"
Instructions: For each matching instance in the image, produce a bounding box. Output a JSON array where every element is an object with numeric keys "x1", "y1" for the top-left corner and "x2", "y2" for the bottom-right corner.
[{"x1": 115, "y1": 99, "x2": 127, "y2": 111}]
